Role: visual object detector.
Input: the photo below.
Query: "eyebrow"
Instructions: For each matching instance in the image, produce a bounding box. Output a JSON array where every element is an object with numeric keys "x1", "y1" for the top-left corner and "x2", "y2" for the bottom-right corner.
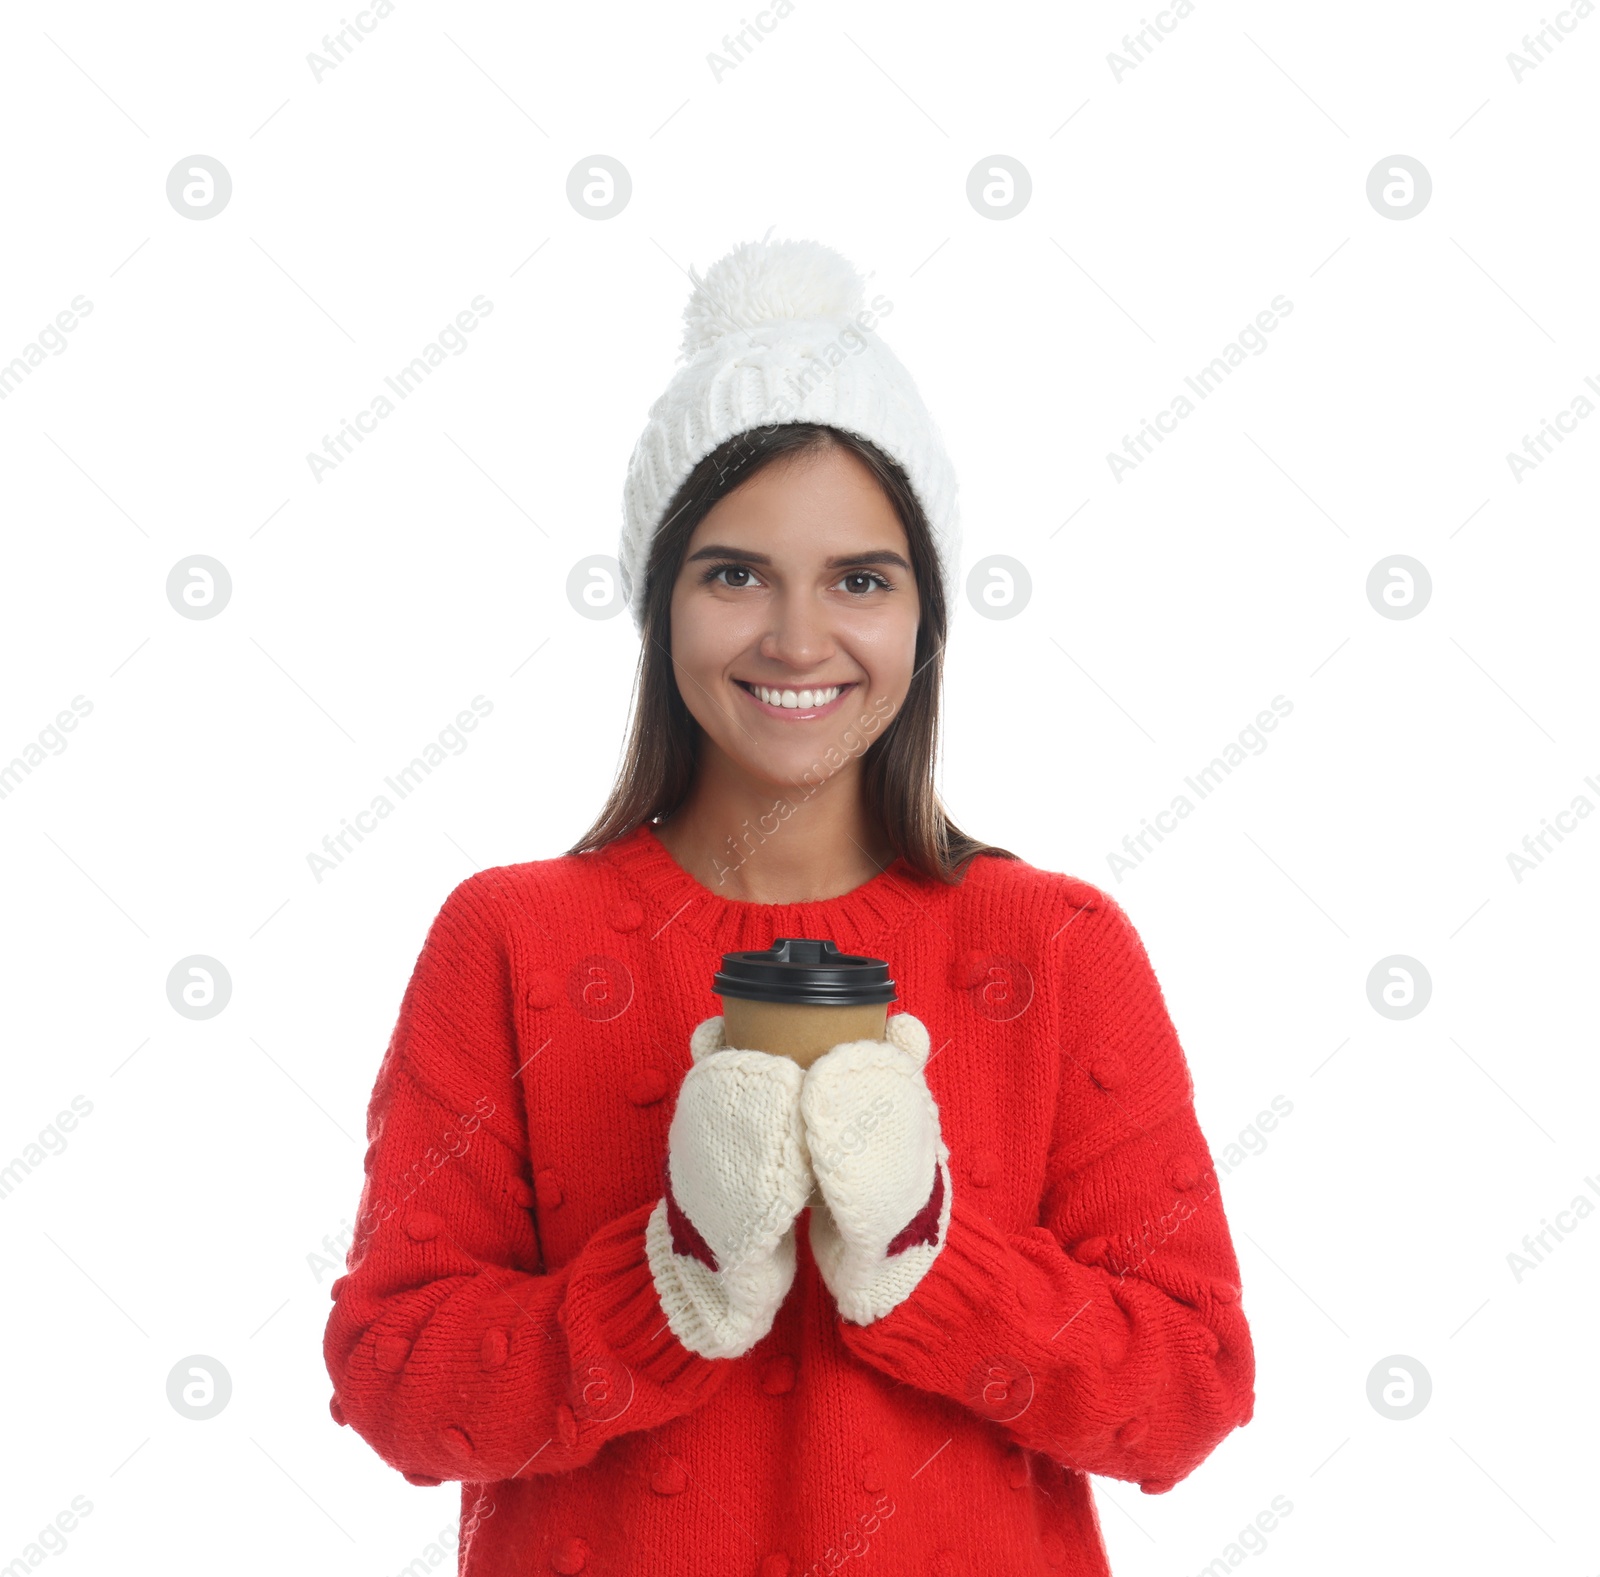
[{"x1": 683, "y1": 544, "x2": 912, "y2": 572}]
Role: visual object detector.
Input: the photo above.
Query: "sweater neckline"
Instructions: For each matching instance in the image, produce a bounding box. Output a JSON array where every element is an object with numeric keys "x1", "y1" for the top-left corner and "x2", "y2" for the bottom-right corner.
[{"x1": 596, "y1": 819, "x2": 934, "y2": 955}]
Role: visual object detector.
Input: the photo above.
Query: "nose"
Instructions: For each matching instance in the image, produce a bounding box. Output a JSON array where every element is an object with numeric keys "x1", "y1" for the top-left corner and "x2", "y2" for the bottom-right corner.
[{"x1": 757, "y1": 586, "x2": 837, "y2": 672}]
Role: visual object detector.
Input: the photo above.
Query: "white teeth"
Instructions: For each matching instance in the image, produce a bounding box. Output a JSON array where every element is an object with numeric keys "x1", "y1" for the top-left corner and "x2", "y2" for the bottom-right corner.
[{"x1": 753, "y1": 684, "x2": 841, "y2": 708}]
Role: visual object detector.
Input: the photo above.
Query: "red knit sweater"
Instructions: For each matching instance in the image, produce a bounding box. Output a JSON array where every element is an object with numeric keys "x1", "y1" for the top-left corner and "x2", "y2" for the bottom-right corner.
[{"x1": 323, "y1": 822, "x2": 1255, "y2": 1577}]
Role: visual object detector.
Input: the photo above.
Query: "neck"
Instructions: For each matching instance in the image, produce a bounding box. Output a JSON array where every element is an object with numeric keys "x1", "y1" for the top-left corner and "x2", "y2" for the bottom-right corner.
[{"x1": 653, "y1": 753, "x2": 896, "y2": 903}]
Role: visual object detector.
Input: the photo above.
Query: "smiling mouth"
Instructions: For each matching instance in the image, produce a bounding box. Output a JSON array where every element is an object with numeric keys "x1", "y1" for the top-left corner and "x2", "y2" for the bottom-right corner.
[{"x1": 734, "y1": 679, "x2": 856, "y2": 716}]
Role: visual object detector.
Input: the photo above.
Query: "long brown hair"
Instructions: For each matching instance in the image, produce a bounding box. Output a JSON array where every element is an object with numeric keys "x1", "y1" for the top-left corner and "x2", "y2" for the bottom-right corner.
[{"x1": 565, "y1": 422, "x2": 1017, "y2": 884}]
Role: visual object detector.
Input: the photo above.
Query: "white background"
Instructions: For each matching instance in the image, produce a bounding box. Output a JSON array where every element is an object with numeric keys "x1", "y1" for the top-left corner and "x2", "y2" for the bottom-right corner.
[{"x1": 2, "y1": 1, "x2": 1597, "y2": 1573}]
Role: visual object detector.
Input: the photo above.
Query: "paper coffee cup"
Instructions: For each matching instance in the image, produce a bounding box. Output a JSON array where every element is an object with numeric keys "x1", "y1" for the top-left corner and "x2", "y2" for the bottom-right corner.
[{"x1": 714, "y1": 937, "x2": 896, "y2": 1069}]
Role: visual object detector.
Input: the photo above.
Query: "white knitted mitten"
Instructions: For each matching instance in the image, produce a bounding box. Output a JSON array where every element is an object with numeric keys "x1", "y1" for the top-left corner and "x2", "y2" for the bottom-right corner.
[
  {"x1": 801, "y1": 1012, "x2": 953, "y2": 1325},
  {"x1": 645, "y1": 1015, "x2": 814, "y2": 1360}
]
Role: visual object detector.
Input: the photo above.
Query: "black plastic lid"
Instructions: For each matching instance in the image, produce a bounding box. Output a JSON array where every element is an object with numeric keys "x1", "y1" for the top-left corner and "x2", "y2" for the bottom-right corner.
[{"x1": 713, "y1": 937, "x2": 897, "y2": 1007}]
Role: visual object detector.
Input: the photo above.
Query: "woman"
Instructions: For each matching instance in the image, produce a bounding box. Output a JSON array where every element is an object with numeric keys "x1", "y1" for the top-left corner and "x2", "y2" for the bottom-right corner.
[{"x1": 323, "y1": 237, "x2": 1255, "y2": 1577}]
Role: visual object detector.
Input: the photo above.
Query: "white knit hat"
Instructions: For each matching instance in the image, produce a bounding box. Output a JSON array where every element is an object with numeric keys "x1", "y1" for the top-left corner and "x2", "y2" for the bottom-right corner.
[{"x1": 618, "y1": 235, "x2": 962, "y2": 634}]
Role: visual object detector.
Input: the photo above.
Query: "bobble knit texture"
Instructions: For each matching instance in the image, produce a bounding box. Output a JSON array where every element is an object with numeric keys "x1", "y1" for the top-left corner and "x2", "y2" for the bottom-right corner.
[
  {"x1": 617, "y1": 235, "x2": 964, "y2": 635},
  {"x1": 323, "y1": 825, "x2": 1256, "y2": 1576}
]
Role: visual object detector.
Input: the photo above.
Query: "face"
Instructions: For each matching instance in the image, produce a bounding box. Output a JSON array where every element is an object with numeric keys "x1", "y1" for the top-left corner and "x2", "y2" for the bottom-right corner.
[{"x1": 668, "y1": 443, "x2": 921, "y2": 790}]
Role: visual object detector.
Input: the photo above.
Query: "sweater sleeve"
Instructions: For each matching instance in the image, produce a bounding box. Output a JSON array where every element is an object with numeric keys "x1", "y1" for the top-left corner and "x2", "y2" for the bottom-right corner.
[
  {"x1": 834, "y1": 888, "x2": 1255, "y2": 1494},
  {"x1": 323, "y1": 872, "x2": 730, "y2": 1486}
]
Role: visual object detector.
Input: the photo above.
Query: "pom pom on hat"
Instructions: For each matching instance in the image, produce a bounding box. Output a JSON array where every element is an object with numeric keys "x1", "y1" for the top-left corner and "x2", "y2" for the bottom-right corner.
[
  {"x1": 680, "y1": 237, "x2": 868, "y2": 360},
  {"x1": 619, "y1": 232, "x2": 962, "y2": 635}
]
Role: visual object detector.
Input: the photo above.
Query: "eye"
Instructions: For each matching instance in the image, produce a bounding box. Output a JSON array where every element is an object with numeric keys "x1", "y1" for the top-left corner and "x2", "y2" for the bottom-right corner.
[
  {"x1": 838, "y1": 569, "x2": 893, "y2": 595},
  {"x1": 699, "y1": 560, "x2": 763, "y2": 589}
]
